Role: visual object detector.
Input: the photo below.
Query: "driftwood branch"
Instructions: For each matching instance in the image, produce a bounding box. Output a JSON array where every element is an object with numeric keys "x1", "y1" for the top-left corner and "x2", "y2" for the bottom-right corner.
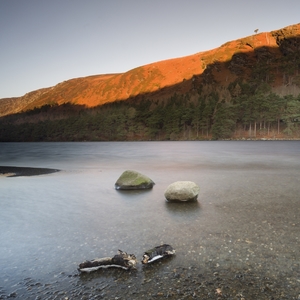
[
  {"x1": 78, "y1": 244, "x2": 176, "y2": 273},
  {"x1": 78, "y1": 250, "x2": 137, "y2": 273},
  {"x1": 142, "y1": 244, "x2": 175, "y2": 264}
]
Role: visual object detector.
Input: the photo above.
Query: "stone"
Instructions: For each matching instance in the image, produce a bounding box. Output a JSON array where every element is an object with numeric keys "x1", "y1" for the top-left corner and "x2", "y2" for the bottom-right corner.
[
  {"x1": 164, "y1": 181, "x2": 200, "y2": 202},
  {"x1": 115, "y1": 170, "x2": 155, "y2": 190}
]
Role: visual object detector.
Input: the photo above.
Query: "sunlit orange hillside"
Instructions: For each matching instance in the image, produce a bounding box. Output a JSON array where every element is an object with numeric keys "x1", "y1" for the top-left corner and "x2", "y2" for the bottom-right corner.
[{"x1": 1, "y1": 23, "x2": 300, "y2": 117}]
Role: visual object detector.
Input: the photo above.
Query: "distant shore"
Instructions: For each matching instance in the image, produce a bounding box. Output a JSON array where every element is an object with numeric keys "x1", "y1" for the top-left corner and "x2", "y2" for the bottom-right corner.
[{"x1": 0, "y1": 166, "x2": 60, "y2": 177}]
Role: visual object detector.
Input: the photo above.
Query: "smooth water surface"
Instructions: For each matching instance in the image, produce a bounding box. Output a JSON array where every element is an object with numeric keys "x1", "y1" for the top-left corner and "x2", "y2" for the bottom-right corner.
[{"x1": 0, "y1": 141, "x2": 299, "y2": 299}]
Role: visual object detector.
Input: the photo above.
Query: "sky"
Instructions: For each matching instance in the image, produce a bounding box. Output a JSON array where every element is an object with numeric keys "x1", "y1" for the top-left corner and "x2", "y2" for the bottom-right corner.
[{"x1": 0, "y1": 0, "x2": 299, "y2": 99}]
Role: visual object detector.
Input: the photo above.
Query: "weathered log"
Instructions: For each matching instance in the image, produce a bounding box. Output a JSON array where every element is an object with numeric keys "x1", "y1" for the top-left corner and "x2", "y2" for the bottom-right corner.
[
  {"x1": 142, "y1": 244, "x2": 175, "y2": 264},
  {"x1": 78, "y1": 250, "x2": 137, "y2": 272}
]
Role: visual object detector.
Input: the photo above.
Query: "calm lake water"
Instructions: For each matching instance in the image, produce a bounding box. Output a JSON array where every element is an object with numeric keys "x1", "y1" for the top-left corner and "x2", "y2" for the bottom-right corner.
[{"x1": 0, "y1": 141, "x2": 299, "y2": 299}]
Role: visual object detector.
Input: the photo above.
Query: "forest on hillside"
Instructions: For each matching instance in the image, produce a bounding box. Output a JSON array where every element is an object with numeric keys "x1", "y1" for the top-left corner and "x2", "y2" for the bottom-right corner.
[
  {"x1": 1, "y1": 81, "x2": 300, "y2": 142},
  {"x1": 1, "y1": 25, "x2": 300, "y2": 142}
]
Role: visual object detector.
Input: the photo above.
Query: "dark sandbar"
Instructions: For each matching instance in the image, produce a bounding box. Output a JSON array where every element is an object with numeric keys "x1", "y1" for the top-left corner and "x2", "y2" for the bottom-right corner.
[{"x1": 0, "y1": 166, "x2": 60, "y2": 177}]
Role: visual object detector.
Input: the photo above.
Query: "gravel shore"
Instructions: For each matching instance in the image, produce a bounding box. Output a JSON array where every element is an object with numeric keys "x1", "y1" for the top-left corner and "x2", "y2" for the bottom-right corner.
[{"x1": 1, "y1": 259, "x2": 299, "y2": 299}]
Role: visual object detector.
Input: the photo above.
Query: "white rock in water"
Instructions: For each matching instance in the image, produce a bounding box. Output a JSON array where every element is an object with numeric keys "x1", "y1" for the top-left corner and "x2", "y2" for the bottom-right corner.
[{"x1": 164, "y1": 181, "x2": 200, "y2": 202}]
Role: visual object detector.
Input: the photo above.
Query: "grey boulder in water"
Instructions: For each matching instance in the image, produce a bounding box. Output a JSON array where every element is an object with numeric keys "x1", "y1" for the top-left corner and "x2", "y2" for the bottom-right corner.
[
  {"x1": 115, "y1": 170, "x2": 155, "y2": 190},
  {"x1": 164, "y1": 181, "x2": 200, "y2": 202}
]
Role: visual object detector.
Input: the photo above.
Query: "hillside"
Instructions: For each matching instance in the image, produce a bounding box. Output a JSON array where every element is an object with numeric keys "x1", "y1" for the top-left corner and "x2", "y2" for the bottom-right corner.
[
  {"x1": 1, "y1": 23, "x2": 299, "y2": 116},
  {"x1": 0, "y1": 23, "x2": 300, "y2": 141}
]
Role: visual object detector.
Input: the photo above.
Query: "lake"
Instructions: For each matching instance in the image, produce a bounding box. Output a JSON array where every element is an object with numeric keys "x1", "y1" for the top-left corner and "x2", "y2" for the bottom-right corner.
[{"x1": 0, "y1": 141, "x2": 299, "y2": 299}]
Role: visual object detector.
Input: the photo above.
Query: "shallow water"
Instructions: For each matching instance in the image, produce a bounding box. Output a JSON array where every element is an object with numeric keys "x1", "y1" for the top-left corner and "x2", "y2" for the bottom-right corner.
[{"x1": 0, "y1": 141, "x2": 299, "y2": 299}]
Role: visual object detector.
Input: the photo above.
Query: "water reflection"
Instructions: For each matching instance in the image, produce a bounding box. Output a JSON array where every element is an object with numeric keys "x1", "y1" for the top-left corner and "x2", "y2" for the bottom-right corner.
[
  {"x1": 164, "y1": 200, "x2": 201, "y2": 216},
  {"x1": 79, "y1": 267, "x2": 136, "y2": 282},
  {"x1": 115, "y1": 188, "x2": 154, "y2": 197}
]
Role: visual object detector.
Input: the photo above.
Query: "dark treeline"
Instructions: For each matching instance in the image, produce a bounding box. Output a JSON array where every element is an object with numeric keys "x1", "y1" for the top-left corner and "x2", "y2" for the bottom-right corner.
[{"x1": 1, "y1": 81, "x2": 300, "y2": 141}]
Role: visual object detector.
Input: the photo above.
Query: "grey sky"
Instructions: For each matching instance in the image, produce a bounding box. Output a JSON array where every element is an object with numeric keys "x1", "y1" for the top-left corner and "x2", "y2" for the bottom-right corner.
[{"x1": 0, "y1": 0, "x2": 299, "y2": 98}]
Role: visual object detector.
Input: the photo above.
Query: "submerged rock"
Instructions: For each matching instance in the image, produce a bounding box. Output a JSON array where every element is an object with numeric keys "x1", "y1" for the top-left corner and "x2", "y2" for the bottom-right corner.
[
  {"x1": 115, "y1": 170, "x2": 155, "y2": 190},
  {"x1": 0, "y1": 166, "x2": 60, "y2": 177},
  {"x1": 164, "y1": 181, "x2": 200, "y2": 202}
]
